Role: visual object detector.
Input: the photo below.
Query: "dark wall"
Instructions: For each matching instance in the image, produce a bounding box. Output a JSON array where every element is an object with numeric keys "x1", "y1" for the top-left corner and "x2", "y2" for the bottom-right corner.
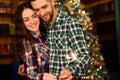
[{"x1": 96, "y1": 20, "x2": 119, "y2": 72}]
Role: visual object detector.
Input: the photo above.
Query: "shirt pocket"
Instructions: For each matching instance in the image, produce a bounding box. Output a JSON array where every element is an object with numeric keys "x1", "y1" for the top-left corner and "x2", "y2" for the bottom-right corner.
[{"x1": 54, "y1": 31, "x2": 67, "y2": 49}]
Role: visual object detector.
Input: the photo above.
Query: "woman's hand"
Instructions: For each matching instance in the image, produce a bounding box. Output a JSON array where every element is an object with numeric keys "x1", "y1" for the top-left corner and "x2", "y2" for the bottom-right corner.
[
  {"x1": 43, "y1": 73, "x2": 57, "y2": 80},
  {"x1": 18, "y1": 64, "x2": 26, "y2": 76}
]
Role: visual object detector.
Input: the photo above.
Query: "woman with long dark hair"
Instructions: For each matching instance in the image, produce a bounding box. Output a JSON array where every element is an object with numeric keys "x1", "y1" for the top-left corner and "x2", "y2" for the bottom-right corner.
[{"x1": 14, "y1": 2, "x2": 55, "y2": 80}]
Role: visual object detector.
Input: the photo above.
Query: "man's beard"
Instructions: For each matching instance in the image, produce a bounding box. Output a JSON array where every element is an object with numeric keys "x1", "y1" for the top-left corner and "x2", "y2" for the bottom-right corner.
[
  {"x1": 47, "y1": 1, "x2": 54, "y2": 24},
  {"x1": 48, "y1": 9, "x2": 54, "y2": 23}
]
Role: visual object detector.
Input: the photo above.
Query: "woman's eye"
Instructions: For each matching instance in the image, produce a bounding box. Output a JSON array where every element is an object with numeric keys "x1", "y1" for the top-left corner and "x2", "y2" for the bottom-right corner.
[
  {"x1": 23, "y1": 19, "x2": 28, "y2": 22},
  {"x1": 33, "y1": 15, "x2": 37, "y2": 18}
]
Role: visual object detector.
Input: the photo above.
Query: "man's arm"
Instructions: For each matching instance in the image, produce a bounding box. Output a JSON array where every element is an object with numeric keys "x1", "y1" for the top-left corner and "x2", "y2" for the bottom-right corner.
[{"x1": 61, "y1": 18, "x2": 92, "y2": 79}]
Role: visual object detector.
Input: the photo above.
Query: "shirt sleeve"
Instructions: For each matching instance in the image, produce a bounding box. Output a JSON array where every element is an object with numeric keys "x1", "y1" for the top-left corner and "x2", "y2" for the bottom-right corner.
[
  {"x1": 22, "y1": 40, "x2": 43, "y2": 80},
  {"x1": 65, "y1": 17, "x2": 92, "y2": 77}
]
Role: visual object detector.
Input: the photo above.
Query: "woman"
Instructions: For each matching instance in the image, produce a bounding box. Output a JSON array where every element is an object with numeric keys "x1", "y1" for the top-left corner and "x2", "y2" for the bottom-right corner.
[{"x1": 14, "y1": 2, "x2": 53, "y2": 80}]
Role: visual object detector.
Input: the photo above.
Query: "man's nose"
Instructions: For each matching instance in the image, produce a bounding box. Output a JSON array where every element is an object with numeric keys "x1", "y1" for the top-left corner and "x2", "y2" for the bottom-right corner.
[
  {"x1": 38, "y1": 9, "x2": 45, "y2": 16},
  {"x1": 37, "y1": 9, "x2": 42, "y2": 16}
]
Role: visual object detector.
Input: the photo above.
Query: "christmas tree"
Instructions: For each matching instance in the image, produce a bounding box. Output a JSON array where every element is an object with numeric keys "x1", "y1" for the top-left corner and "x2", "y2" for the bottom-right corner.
[{"x1": 55, "y1": 0, "x2": 110, "y2": 80}]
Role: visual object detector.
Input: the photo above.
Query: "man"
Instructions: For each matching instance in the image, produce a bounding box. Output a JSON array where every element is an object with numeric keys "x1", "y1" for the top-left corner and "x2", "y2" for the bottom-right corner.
[{"x1": 18, "y1": 0, "x2": 92, "y2": 80}]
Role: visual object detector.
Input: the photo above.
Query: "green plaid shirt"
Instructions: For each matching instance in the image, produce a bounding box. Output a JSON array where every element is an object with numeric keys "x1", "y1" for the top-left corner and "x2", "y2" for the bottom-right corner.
[{"x1": 46, "y1": 11, "x2": 92, "y2": 77}]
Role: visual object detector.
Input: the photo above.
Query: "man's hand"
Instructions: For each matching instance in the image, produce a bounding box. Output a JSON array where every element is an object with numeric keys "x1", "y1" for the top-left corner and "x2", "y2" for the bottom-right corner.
[
  {"x1": 59, "y1": 69, "x2": 73, "y2": 80},
  {"x1": 18, "y1": 64, "x2": 26, "y2": 76},
  {"x1": 43, "y1": 73, "x2": 57, "y2": 80}
]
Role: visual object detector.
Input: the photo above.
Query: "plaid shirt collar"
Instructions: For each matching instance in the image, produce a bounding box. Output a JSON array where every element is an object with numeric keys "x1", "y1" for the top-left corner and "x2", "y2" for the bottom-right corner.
[
  {"x1": 30, "y1": 31, "x2": 41, "y2": 38},
  {"x1": 30, "y1": 31, "x2": 46, "y2": 41}
]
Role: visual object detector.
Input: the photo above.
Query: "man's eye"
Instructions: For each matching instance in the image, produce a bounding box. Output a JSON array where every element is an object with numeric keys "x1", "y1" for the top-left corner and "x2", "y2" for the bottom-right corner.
[
  {"x1": 42, "y1": 5, "x2": 47, "y2": 9},
  {"x1": 34, "y1": 9, "x2": 39, "y2": 12}
]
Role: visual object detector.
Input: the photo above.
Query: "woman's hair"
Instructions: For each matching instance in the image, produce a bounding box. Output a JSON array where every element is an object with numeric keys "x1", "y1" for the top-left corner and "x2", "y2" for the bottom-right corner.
[
  {"x1": 15, "y1": 2, "x2": 33, "y2": 40},
  {"x1": 15, "y1": 2, "x2": 46, "y2": 39},
  {"x1": 14, "y1": 2, "x2": 33, "y2": 55},
  {"x1": 14, "y1": 2, "x2": 46, "y2": 55}
]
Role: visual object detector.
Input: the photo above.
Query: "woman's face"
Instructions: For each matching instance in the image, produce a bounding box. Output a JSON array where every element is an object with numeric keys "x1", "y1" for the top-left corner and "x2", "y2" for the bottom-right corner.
[{"x1": 22, "y1": 8, "x2": 40, "y2": 33}]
